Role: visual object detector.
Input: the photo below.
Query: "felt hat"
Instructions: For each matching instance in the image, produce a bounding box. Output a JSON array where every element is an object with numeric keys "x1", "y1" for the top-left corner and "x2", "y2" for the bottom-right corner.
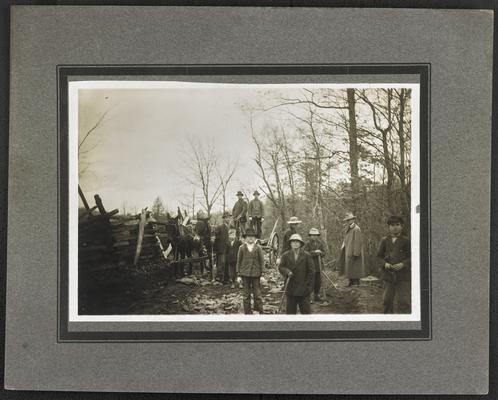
[
  {"x1": 387, "y1": 215, "x2": 404, "y2": 225},
  {"x1": 236, "y1": 191, "x2": 244, "y2": 196},
  {"x1": 343, "y1": 212, "x2": 356, "y2": 221},
  {"x1": 309, "y1": 228, "x2": 321, "y2": 236},
  {"x1": 243, "y1": 227, "x2": 257, "y2": 238},
  {"x1": 253, "y1": 190, "x2": 260, "y2": 196},
  {"x1": 287, "y1": 216, "x2": 302, "y2": 224},
  {"x1": 288, "y1": 233, "x2": 305, "y2": 245}
]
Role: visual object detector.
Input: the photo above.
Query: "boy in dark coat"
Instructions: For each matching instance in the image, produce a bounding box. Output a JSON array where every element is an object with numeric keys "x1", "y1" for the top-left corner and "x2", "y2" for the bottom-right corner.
[
  {"x1": 226, "y1": 228, "x2": 242, "y2": 288},
  {"x1": 303, "y1": 228, "x2": 327, "y2": 302},
  {"x1": 278, "y1": 233, "x2": 315, "y2": 314},
  {"x1": 236, "y1": 228, "x2": 265, "y2": 314},
  {"x1": 377, "y1": 215, "x2": 411, "y2": 314}
]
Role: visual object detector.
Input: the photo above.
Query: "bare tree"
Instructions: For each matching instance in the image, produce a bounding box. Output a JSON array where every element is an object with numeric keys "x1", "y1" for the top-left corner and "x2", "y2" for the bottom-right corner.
[
  {"x1": 217, "y1": 158, "x2": 238, "y2": 213},
  {"x1": 184, "y1": 138, "x2": 223, "y2": 217}
]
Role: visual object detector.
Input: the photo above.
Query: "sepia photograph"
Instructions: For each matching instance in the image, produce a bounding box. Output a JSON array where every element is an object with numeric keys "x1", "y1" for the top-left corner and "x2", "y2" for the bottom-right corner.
[{"x1": 69, "y1": 81, "x2": 420, "y2": 321}]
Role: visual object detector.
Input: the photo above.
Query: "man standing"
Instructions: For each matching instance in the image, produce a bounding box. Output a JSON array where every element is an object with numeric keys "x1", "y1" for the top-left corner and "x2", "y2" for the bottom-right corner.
[
  {"x1": 247, "y1": 190, "x2": 264, "y2": 238},
  {"x1": 194, "y1": 210, "x2": 212, "y2": 276},
  {"x1": 226, "y1": 228, "x2": 242, "y2": 288},
  {"x1": 280, "y1": 216, "x2": 302, "y2": 256},
  {"x1": 213, "y1": 211, "x2": 231, "y2": 283},
  {"x1": 337, "y1": 213, "x2": 366, "y2": 286},
  {"x1": 303, "y1": 228, "x2": 327, "y2": 302},
  {"x1": 377, "y1": 216, "x2": 411, "y2": 314},
  {"x1": 278, "y1": 234, "x2": 315, "y2": 314},
  {"x1": 232, "y1": 191, "x2": 248, "y2": 237}
]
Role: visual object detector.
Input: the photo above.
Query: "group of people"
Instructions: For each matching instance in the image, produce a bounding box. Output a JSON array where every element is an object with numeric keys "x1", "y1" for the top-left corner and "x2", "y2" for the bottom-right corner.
[
  {"x1": 193, "y1": 190, "x2": 412, "y2": 315},
  {"x1": 231, "y1": 190, "x2": 265, "y2": 238}
]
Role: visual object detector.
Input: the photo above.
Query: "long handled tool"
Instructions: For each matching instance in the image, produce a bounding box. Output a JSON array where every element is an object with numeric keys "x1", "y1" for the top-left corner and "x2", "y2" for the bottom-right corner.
[
  {"x1": 210, "y1": 240, "x2": 216, "y2": 281},
  {"x1": 277, "y1": 275, "x2": 291, "y2": 314},
  {"x1": 318, "y1": 254, "x2": 327, "y2": 300},
  {"x1": 321, "y1": 269, "x2": 340, "y2": 291}
]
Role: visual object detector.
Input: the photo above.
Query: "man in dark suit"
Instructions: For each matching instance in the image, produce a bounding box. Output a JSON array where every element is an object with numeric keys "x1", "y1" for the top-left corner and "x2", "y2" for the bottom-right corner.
[
  {"x1": 213, "y1": 211, "x2": 231, "y2": 283},
  {"x1": 377, "y1": 215, "x2": 411, "y2": 314},
  {"x1": 278, "y1": 233, "x2": 315, "y2": 314}
]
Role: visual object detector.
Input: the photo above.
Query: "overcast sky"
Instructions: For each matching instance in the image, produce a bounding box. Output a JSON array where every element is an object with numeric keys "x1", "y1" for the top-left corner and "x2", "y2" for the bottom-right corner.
[{"x1": 78, "y1": 85, "x2": 306, "y2": 214}]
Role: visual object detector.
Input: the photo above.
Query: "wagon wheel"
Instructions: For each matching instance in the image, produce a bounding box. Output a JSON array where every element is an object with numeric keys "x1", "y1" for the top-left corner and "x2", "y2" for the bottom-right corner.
[{"x1": 269, "y1": 233, "x2": 279, "y2": 266}]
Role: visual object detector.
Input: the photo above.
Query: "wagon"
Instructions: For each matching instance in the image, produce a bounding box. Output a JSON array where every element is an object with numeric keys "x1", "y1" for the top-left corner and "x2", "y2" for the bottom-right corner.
[{"x1": 258, "y1": 217, "x2": 280, "y2": 266}]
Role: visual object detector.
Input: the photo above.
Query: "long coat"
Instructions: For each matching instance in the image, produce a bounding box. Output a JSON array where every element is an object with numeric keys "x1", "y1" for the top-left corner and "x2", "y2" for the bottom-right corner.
[
  {"x1": 337, "y1": 223, "x2": 366, "y2": 279},
  {"x1": 232, "y1": 199, "x2": 248, "y2": 223},
  {"x1": 278, "y1": 249, "x2": 315, "y2": 297},
  {"x1": 213, "y1": 223, "x2": 229, "y2": 254}
]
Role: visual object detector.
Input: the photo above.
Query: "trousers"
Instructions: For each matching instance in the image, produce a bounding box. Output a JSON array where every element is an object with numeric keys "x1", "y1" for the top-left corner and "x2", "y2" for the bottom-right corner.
[
  {"x1": 383, "y1": 279, "x2": 411, "y2": 314},
  {"x1": 242, "y1": 276, "x2": 263, "y2": 314},
  {"x1": 216, "y1": 252, "x2": 226, "y2": 281},
  {"x1": 286, "y1": 295, "x2": 311, "y2": 314},
  {"x1": 250, "y1": 217, "x2": 263, "y2": 238},
  {"x1": 313, "y1": 271, "x2": 321, "y2": 295}
]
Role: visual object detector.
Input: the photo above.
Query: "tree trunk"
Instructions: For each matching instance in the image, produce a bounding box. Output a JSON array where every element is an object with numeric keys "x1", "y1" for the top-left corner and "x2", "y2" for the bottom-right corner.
[
  {"x1": 346, "y1": 89, "x2": 360, "y2": 214},
  {"x1": 397, "y1": 89, "x2": 410, "y2": 219}
]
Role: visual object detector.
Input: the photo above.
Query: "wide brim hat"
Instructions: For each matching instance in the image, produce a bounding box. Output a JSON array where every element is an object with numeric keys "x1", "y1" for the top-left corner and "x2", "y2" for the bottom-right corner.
[
  {"x1": 288, "y1": 233, "x2": 305, "y2": 245},
  {"x1": 236, "y1": 191, "x2": 244, "y2": 196},
  {"x1": 343, "y1": 212, "x2": 356, "y2": 221},
  {"x1": 243, "y1": 228, "x2": 257, "y2": 238},
  {"x1": 287, "y1": 216, "x2": 302, "y2": 224},
  {"x1": 253, "y1": 190, "x2": 260, "y2": 196},
  {"x1": 308, "y1": 228, "x2": 320, "y2": 236}
]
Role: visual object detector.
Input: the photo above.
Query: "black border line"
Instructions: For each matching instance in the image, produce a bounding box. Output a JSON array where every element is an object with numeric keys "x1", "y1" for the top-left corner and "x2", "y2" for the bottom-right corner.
[{"x1": 57, "y1": 64, "x2": 431, "y2": 343}]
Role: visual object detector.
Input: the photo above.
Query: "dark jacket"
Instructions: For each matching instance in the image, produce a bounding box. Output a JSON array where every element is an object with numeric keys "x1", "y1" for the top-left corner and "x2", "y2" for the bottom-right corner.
[
  {"x1": 279, "y1": 249, "x2": 315, "y2": 297},
  {"x1": 232, "y1": 199, "x2": 248, "y2": 223},
  {"x1": 280, "y1": 228, "x2": 299, "y2": 255},
  {"x1": 236, "y1": 243, "x2": 265, "y2": 277},
  {"x1": 248, "y1": 199, "x2": 264, "y2": 218},
  {"x1": 213, "y1": 223, "x2": 230, "y2": 254},
  {"x1": 377, "y1": 234, "x2": 411, "y2": 282},
  {"x1": 227, "y1": 239, "x2": 242, "y2": 265},
  {"x1": 303, "y1": 239, "x2": 327, "y2": 270}
]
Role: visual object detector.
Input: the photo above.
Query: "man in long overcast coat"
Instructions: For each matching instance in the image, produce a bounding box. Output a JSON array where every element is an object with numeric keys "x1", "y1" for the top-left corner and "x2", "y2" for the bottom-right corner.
[{"x1": 337, "y1": 213, "x2": 366, "y2": 286}]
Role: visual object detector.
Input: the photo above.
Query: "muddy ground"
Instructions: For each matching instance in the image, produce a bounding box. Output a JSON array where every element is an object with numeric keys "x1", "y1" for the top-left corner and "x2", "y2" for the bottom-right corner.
[{"x1": 80, "y1": 260, "x2": 384, "y2": 315}]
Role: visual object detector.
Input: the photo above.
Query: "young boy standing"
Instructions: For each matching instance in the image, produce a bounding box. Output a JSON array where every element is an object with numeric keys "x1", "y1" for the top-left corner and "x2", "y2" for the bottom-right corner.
[
  {"x1": 236, "y1": 228, "x2": 265, "y2": 314},
  {"x1": 278, "y1": 234, "x2": 315, "y2": 314},
  {"x1": 377, "y1": 215, "x2": 411, "y2": 314}
]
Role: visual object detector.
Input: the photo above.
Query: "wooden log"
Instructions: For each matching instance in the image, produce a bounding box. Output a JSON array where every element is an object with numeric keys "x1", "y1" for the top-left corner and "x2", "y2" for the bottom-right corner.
[
  {"x1": 94, "y1": 194, "x2": 107, "y2": 215},
  {"x1": 78, "y1": 185, "x2": 90, "y2": 212},
  {"x1": 133, "y1": 209, "x2": 147, "y2": 266}
]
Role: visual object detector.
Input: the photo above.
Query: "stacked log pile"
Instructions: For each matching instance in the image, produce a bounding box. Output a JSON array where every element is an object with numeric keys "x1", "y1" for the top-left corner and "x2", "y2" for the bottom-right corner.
[{"x1": 78, "y1": 192, "x2": 168, "y2": 270}]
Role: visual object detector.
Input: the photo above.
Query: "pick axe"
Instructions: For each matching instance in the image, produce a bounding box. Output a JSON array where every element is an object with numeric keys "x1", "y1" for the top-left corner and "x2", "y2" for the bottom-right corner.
[{"x1": 277, "y1": 275, "x2": 291, "y2": 314}]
